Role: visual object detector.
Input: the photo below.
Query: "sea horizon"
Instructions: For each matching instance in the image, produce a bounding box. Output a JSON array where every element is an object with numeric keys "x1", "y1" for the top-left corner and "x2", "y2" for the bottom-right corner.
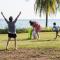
[{"x1": 0, "y1": 19, "x2": 60, "y2": 29}]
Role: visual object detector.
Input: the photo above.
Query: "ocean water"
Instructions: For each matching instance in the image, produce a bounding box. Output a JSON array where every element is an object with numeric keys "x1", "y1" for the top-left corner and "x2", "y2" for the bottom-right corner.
[{"x1": 0, "y1": 19, "x2": 60, "y2": 29}]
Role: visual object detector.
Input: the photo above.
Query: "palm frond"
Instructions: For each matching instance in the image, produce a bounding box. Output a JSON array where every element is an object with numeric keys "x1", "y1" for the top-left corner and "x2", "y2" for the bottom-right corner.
[{"x1": 34, "y1": 0, "x2": 60, "y2": 16}]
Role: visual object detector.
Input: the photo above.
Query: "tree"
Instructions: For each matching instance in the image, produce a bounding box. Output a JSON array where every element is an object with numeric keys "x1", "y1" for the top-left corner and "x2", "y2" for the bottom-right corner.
[{"x1": 34, "y1": 0, "x2": 60, "y2": 27}]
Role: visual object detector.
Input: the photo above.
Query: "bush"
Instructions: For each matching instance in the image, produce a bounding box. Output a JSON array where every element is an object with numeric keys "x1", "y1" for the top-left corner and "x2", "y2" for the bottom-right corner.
[
  {"x1": 0, "y1": 28, "x2": 29, "y2": 34},
  {"x1": 41, "y1": 27, "x2": 52, "y2": 32},
  {"x1": 0, "y1": 27, "x2": 53, "y2": 34},
  {"x1": 16, "y1": 28, "x2": 28, "y2": 33},
  {"x1": 0, "y1": 29, "x2": 8, "y2": 34}
]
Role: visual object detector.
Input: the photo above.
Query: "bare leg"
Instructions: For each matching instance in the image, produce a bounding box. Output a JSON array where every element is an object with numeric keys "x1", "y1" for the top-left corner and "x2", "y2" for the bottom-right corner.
[
  {"x1": 36, "y1": 32, "x2": 39, "y2": 39},
  {"x1": 34, "y1": 34, "x2": 36, "y2": 39},
  {"x1": 57, "y1": 32, "x2": 60, "y2": 37},
  {"x1": 58, "y1": 35, "x2": 60, "y2": 37},
  {"x1": 14, "y1": 38, "x2": 16, "y2": 49},
  {"x1": 6, "y1": 37, "x2": 11, "y2": 50},
  {"x1": 55, "y1": 32, "x2": 58, "y2": 39}
]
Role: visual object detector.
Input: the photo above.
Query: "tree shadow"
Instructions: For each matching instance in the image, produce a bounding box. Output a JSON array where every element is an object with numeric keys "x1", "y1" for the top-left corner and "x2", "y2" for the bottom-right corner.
[
  {"x1": 31, "y1": 38, "x2": 57, "y2": 42},
  {"x1": 31, "y1": 39, "x2": 51, "y2": 42},
  {"x1": 0, "y1": 48, "x2": 17, "y2": 51},
  {"x1": 0, "y1": 49, "x2": 8, "y2": 51},
  {"x1": 1, "y1": 38, "x2": 58, "y2": 42},
  {"x1": 17, "y1": 38, "x2": 32, "y2": 41},
  {"x1": 17, "y1": 38, "x2": 55, "y2": 42}
]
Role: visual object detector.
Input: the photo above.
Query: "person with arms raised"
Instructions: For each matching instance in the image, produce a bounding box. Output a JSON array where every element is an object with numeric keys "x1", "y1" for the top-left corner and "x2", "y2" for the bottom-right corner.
[{"x1": 1, "y1": 11, "x2": 21, "y2": 50}]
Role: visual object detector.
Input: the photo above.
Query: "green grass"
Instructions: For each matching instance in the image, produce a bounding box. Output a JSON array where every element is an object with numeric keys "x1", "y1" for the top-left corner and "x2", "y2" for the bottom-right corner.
[{"x1": 0, "y1": 32, "x2": 60, "y2": 49}]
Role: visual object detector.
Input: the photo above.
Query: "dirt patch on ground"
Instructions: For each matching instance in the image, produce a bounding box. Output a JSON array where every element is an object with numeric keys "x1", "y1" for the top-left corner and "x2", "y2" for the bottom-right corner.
[{"x1": 0, "y1": 48, "x2": 60, "y2": 60}]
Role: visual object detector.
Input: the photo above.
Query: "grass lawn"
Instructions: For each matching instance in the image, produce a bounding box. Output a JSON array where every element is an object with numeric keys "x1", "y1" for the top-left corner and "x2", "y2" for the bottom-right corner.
[
  {"x1": 0, "y1": 32, "x2": 60, "y2": 49},
  {"x1": 0, "y1": 32, "x2": 60, "y2": 60}
]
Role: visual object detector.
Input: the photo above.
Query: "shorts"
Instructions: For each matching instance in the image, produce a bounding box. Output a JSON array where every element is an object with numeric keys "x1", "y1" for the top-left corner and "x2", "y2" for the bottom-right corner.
[{"x1": 8, "y1": 33, "x2": 17, "y2": 38}]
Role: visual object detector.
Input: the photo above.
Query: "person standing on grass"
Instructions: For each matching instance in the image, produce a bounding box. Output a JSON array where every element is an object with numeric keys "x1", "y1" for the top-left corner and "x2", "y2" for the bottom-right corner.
[
  {"x1": 1, "y1": 11, "x2": 21, "y2": 50},
  {"x1": 29, "y1": 20, "x2": 41, "y2": 39},
  {"x1": 53, "y1": 22, "x2": 60, "y2": 39}
]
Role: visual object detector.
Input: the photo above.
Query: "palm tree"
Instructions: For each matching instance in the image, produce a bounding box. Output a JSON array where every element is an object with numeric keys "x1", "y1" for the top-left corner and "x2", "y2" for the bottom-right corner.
[{"x1": 34, "y1": 0, "x2": 60, "y2": 27}]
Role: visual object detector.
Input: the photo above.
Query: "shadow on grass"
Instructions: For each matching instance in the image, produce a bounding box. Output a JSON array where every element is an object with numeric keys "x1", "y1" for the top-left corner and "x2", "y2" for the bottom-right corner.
[
  {"x1": 31, "y1": 39, "x2": 51, "y2": 42},
  {"x1": 1, "y1": 38, "x2": 32, "y2": 41},
  {"x1": 17, "y1": 38, "x2": 56, "y2": 42},
  {"x1": 0, "y1": 49, "x2": 10, "y2": 51},
  {"x1": 30, "y1": 38, "x2": 57, "y2": 42},
  {"x1": 1, "y1": 38, "x2": 57, "y2": 42},
  {"x1": 0, "y1": 48, "x2": 17, "y2": 51},
  {"x1": 17, "y1": 38, "x2": 32, "y2": 41},
  {"x1": 0, "y1": 49, "x2": 6, "y2": 51}
]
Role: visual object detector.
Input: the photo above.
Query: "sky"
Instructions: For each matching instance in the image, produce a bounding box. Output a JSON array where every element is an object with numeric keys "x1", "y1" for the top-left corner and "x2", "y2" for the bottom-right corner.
[{"x1": 0, "y1": 0, "x2": 60, "y2": 19}]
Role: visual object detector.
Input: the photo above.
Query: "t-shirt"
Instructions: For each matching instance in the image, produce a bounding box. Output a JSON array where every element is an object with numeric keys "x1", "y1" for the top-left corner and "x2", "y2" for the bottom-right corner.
[
  {"x1": 32, "y1": 22, "x2": 41, "y2": 32},
  {"x1": 5, "y1": 18, "x2": 17, "y2": 34},
  {"x1": 53, "y1": 25, "x2": 59, "y2": 32}
]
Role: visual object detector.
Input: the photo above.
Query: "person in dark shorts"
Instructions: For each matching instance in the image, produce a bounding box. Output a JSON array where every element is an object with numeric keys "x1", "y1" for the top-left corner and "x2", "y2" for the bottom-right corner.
[
  {"x1": 53, "y1": 22, "x2": 60, "y2": 39},
  {"x1": 1, "y1": 11, "x2": 21, "y2": 50}
]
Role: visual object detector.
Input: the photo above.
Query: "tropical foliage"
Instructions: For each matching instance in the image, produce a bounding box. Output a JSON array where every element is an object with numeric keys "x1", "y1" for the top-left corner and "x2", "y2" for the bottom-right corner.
[{"x1": 34, "y1": 0, "x2": 60, "y2": 27}]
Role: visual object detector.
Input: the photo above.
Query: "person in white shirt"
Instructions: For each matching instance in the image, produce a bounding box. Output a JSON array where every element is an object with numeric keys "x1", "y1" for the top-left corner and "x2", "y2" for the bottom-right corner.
[{"x1": 53, "y1": 22, "x2": 60, "y2": 39}]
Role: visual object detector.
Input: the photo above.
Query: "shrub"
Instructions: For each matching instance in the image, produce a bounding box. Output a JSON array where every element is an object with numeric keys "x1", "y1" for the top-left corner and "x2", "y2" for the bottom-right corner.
[
  {"x1": 0, "y1": 27, "x2": 53, "y2": 34},
  {"x1": 41, "y1": 27, "x2": 52, "y2": 32}
]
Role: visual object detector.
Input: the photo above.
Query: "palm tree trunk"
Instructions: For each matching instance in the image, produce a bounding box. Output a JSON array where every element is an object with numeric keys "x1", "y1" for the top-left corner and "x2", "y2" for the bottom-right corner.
[
  {"x1": 46, "y1": 11, "x2": 48, "y2": 27},
  {"x1": 46, "y1": 1, "x2": 48, "y2": 28}
]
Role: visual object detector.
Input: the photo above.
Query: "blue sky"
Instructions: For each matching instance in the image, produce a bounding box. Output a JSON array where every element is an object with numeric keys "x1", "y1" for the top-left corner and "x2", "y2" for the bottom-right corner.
[{"x1": 0, "y1": 0, "x2": 60, "y2": 19}]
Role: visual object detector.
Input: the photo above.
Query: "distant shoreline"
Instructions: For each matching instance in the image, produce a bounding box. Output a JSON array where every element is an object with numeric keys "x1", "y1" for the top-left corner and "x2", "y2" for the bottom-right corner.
[{"x1": 0, "y1": 19, "x2": 60, "y2": 29}]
